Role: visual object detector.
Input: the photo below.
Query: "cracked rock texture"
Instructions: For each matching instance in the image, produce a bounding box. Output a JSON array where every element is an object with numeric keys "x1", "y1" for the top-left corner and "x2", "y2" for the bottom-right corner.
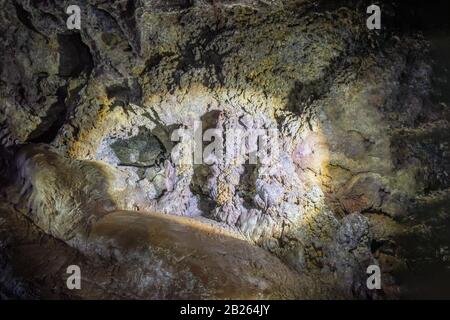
[{"x1": 1, "y1": 0, "x2": 449, "y2": 299}]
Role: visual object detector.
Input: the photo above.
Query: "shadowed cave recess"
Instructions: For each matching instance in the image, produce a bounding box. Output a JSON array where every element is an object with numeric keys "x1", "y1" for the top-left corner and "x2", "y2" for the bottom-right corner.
[{"x1": 0, "y1": 0, "x2": 449, "y2": 299}]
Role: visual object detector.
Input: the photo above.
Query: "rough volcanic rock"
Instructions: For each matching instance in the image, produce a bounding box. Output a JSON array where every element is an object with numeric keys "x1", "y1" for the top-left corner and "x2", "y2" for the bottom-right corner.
[{"x1": 1, "y1": 0, "x2": 449, "y2": 299}]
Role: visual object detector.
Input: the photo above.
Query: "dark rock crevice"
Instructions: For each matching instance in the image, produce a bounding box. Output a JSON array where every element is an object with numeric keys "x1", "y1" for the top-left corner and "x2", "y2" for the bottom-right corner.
[
  {"x1": 28, "y1": 86, "x2": 68, "y2": 144},
  {"x1": 57, "y1": 33, "x2": 94, "y2": 78},
  {"x1": 13, "y1": 1, "x2": 43, "y2": 36}
]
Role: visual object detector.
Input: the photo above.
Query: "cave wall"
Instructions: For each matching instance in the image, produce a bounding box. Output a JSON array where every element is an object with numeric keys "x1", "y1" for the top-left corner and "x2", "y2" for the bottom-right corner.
[{"x1": 1, "y1": 0, "x2": 449, "y2": 299}]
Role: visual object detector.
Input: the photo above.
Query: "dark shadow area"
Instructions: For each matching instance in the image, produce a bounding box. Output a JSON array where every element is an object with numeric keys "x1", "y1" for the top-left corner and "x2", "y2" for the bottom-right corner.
[
  {"x1": 57, "y1": 33, "x2": 94, "y2": 77},
  {"x1": 28, "y1": 86, "x2": 68, "y2": 143}
]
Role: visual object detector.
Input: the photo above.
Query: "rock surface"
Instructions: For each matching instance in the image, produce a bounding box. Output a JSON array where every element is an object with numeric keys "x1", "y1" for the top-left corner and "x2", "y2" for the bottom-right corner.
[{"x1": 1, "y1": 0, "x2": 449, "y2": 299}]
